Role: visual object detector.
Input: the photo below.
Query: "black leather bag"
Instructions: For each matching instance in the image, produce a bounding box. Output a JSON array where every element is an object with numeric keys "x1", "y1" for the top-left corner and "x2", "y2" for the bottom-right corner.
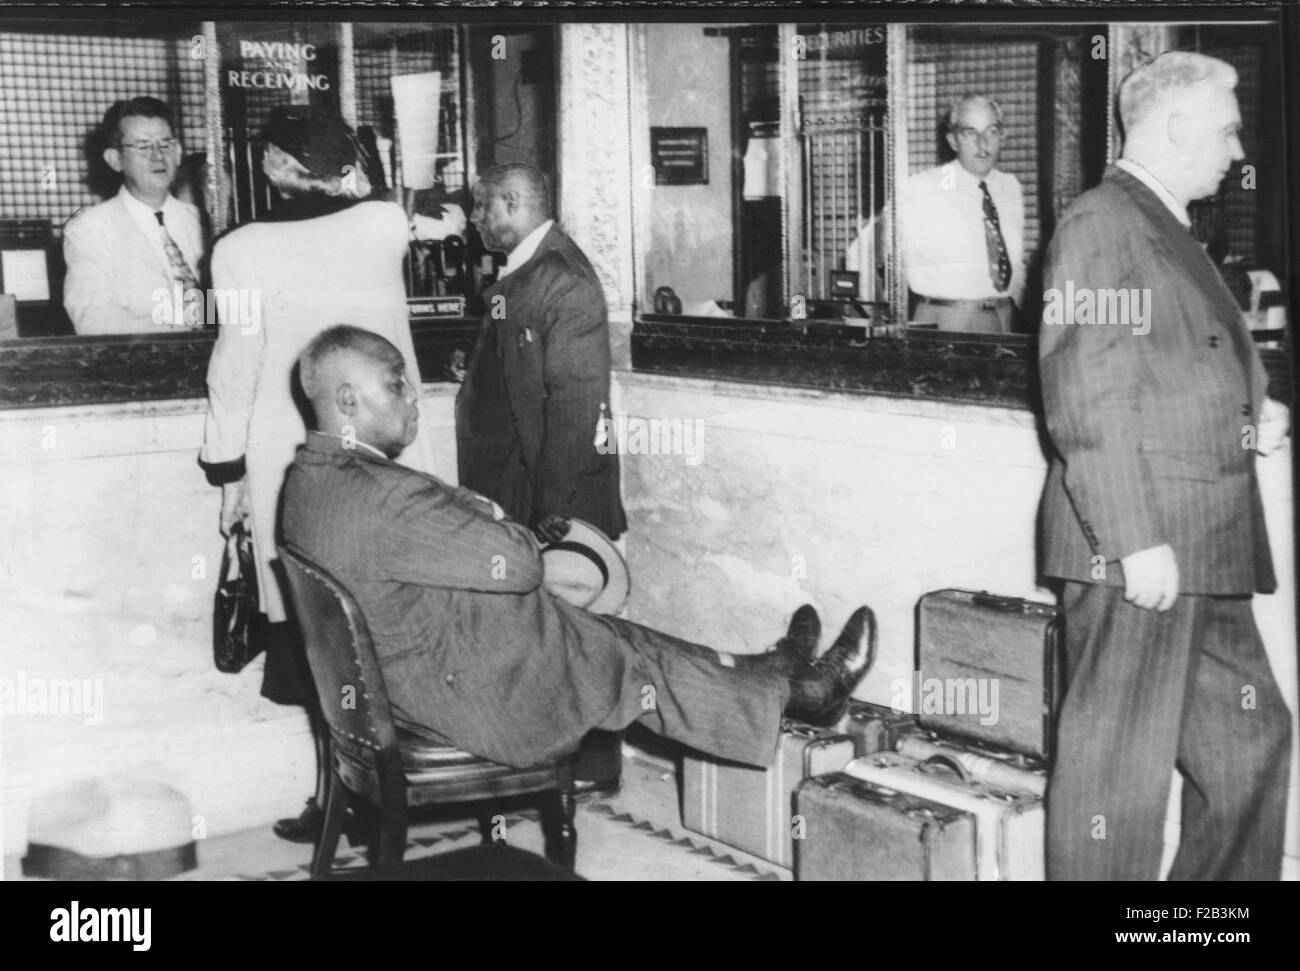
[{"x1": 213, "y1": 521, "x2": 268, "y2": 673}]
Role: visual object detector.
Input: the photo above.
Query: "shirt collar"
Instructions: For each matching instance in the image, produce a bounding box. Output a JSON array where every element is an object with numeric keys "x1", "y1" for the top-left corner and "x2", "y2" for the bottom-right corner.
[
  {"x1": 498, "y1": 219, "x2": 554, "y2": 280},
  {"x1": 310, "y1": 430, "x2": 389, "y2": 461},
  {"x1": 952, "y1": 163, "x2": 999, "y2": 190},
  {"x1": 1116, "y1": 158, "x2": 1191, "y2": 227},
  {"x1": 117, "y1": 183, "x2": 181, "y2": 225}
]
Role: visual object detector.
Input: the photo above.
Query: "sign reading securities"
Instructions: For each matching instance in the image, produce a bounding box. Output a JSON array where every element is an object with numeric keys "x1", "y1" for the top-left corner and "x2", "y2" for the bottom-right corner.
[{"x1": 651, "y1": 127, "x2": 708, "y2": 185}]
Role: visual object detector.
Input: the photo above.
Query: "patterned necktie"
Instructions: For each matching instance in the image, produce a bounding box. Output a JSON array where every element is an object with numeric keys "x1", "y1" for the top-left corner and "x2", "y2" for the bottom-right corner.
[
  {"x1": 980, "y1": 180, "x2": 1013, "y2": 292},
  {"x1": 155, "y1": 210, "x2": 201, "y2": 327}
]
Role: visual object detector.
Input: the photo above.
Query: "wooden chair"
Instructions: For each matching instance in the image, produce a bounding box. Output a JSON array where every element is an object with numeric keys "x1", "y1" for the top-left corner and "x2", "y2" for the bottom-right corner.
[{"x1": 278, "y1": 543, "x2": 577, "y2": 878}]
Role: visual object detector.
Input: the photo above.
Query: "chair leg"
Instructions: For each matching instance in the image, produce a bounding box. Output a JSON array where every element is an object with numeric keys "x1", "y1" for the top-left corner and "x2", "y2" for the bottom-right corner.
[
  {"x1": 542, "y1": 782, "x2": 578, "y2": 872},
  {"x1": 373, "y1": 802, "x2": 409, "y2": 871},
  {"x1": 310, "y1": 771, "x2": 348, "y2": 878}
]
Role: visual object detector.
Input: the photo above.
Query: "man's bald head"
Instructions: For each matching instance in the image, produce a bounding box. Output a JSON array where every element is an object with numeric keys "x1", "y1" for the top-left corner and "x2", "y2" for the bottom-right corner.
[
  {"x1": 470, "y1": 162, "x2": 551, "y2": 253},
  {"x1": 299, "y1": 325, "x2": 419, "y2": 457},
  {"x1": 479, "y1": 163, "x2": 551, "y2": 217},
  {"x1": 300, "y1": 325, "x2": 400, "y2": 415}
]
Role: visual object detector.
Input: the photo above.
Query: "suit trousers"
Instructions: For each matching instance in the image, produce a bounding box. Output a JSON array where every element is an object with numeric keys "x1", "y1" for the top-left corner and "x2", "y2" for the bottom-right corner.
[
  {"x1": 1047, "y1": 581, "x2": 1291, "y2": 880},
  {"x1": 594, "y1": 615, "x2": 787, "y2": 769}
]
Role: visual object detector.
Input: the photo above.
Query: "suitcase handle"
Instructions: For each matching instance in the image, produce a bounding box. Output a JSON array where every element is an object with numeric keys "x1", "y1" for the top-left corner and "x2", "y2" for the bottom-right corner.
[
  {"x1": 970, "y1": 591, "x2": 1022, "y2": 611},
  {"x1": 918, "y1": 753, "x2": 971, "y2": 784}
]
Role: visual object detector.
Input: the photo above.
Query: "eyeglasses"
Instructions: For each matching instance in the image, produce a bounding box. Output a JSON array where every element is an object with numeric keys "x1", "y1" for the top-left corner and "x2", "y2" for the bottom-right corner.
[
  {"x1": 119, "y1": 138, "x2": 179, "y2": 156},
  {"x1": 954, "y1": 126, "x2": 1002, "y2": 142}
]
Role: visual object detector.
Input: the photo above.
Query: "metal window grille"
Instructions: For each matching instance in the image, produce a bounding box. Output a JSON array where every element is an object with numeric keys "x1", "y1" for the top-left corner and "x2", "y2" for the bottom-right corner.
[
  {"x1": 795, "y1": 52, "x2": 890, "y2": 303},
  {"x1": 797, "y1": 115, "x2": 889, "y2": 302},
  {"x1": 0, "y1": 29, "x2": 205, "y2": 228}
]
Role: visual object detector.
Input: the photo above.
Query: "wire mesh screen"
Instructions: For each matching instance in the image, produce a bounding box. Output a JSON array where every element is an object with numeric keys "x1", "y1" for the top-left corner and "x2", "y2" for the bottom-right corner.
[
  {"x1": 906, "y1": 40, "x2": 1042, "y2": 261},
  {"x1": 353, "y1": 23, "x2": 464, "y2": 196},
  {"x1": 0, "y1": 30, "x2": 205, "y2": 228}
]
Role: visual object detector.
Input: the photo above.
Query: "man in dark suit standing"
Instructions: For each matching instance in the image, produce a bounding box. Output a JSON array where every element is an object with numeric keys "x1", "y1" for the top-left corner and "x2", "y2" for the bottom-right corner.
[
  {"x1": 282, "y1": 326, "x2": 874, "y2": 771},
  {"x1": 1038, "y1": 52, "x2": 1291, "y2": 880},
  {"x1": 458, "y1": 162, "x2": 626, "y2": 542},
  {"x1": 458, "y1": 163, "x2": 630, "y2": 792}
]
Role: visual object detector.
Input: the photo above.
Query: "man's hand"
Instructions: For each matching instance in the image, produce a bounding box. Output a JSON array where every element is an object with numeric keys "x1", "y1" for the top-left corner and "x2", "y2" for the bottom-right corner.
[
  {"x1": 1119, "y1": 543, "x2": 1179, "y2": 612},
  {"x1": 219, "y1": 478, "x2": 251, "y2": 538},
  {"x1": 533, "y1": 513, "x2": 571, "y2": 546},
  {"x1": 1257, "y1": 397, "x2": 1290, "y2": 456}
]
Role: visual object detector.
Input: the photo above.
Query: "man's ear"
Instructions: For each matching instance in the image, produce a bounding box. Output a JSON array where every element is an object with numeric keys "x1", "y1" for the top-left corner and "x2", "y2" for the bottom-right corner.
[
  {"x1": 335, "y1": 381, "x2": 358, "y2": 417},
  {"x1": 945, "y1": 131, "x2": 959, "y2": 156},
  {"x1": 1166, "y1": 110, "x2": 1191, "y2": 150},
  {"x1": 501, "y1": 186, "x2": 521, "y2": 215},
  {"x1": 103, "y1": 146, "x2": 124, "y2": 174}
]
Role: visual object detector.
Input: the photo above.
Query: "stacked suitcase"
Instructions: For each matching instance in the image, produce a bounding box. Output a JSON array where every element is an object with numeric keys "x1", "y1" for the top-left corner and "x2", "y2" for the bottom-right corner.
[
  {"x1": 795, "y1": 589, "x2": 1063, "y2": 880},
  {"x1": 682, "y1": 720, "x2": 854, "y2": 868}
]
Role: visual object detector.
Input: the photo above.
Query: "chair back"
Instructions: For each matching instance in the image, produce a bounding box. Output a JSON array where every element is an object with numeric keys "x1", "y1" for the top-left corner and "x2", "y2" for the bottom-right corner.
[{"x1": 278, "y1": 544, "x2": 399, "y2": 759}]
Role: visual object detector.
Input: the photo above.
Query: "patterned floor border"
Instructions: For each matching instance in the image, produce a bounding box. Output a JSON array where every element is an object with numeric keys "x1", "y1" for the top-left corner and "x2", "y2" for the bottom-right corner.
[{"x1": 227, "y1": 800, "x2": 789, "y2": 881}]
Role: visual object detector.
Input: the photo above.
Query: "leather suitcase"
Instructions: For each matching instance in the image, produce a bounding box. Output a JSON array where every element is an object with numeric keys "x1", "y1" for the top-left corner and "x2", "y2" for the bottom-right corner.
[
  {"x1": 915, "y1": 589, "x2": 1063, "y2": 761},
  {"x1": 794, "y1": 773, "x2": 977, "y2": 880},
  {"x1": 682, "y1": 721, "x2": 854, "y2": 867},
  {"x1": 838, "y1": 700, "x2": 921, "y2": 756},
  {"x1": 841, "y1": 751, "x2": 1045, "y2": 880}
]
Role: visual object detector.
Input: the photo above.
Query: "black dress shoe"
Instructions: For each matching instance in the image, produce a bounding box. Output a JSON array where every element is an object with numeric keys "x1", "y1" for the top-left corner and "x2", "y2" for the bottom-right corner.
[
  {"x1": 784, "y1": 603, "x2": 821, "y2": 661},
  {"x1": 273, "y1": 798, "x2": 370, "y2": 846},
  {"x1": 731, "y1": 605, "x2": 823, "y2": 678},
  {"x1": 783, "y1": 606, "x2": 876, "y2": 727}
]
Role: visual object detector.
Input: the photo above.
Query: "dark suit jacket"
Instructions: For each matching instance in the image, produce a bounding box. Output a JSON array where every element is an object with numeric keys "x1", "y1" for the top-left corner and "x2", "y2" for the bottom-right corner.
[
  {"x1": 456, "y1": 224, "x2": 628, "y2": 538},
  {"x1": 1038, "y1": 166, "x2": 1275, "y2": 595},
  {"x1": 282, "y1": 433, "x2": 640, "y2": 767}
]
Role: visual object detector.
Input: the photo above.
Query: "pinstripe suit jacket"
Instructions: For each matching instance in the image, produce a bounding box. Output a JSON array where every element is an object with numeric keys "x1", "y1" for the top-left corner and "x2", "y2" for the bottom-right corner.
[
  {"x1": 281, "y1": 432, "x2": 642, "y2": 768},
  {"x1": 456, "y1": 225, "x2": 628, "y2": 538},
  {"x1": 1038, "y1": 166, "x2": 1275, "y2": 595}
]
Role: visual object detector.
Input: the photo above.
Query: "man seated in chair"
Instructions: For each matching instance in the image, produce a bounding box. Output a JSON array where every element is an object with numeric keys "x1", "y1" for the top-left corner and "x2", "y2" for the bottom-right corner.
[{"x1": 280, "y1": 325, "x2": 874, "y2": 770}]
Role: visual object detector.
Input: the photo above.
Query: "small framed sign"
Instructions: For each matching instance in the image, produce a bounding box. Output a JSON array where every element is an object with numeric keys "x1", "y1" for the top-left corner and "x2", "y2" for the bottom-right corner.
[
  {"x1": 0, "y1": 249, "x2": 51, "y2": 302},
  {"x1": 829, "y1": 270, "x2": 860, "y2": 300},
  {"x1": 651, "y1": 127, "x2": 708, "y2": 186},
  {"x1": 407, "y1": 295, "x2": 467, "y2": 319}
]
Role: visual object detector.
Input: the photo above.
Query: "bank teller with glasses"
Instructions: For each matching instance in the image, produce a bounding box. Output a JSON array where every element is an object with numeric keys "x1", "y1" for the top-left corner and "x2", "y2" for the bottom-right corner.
[
  {"x1": 64, "y1": 96, "x2": 208, "y2": 335},
  {"x1": 898, "y1": 94, "x2": 1026, "y2": 333}
]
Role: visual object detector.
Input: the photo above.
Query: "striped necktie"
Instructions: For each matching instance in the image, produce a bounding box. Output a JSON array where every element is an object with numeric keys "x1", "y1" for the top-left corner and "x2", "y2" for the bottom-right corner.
[
  {"x1": 979, "y1": 180, "x2": 1013, "y2": 293},
  {"x1": 155, "y1": 210, "x2": 202, "y2": 327}
]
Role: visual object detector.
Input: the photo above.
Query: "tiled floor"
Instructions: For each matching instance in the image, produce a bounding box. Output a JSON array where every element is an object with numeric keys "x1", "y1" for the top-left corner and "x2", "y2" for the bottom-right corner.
[{"x1": 6, "y1": 744, "x2": 793, "y2": 882}]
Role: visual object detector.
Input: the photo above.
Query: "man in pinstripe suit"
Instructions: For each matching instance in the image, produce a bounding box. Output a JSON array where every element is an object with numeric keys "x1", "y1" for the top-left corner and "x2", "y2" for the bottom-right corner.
[
  {"x1": 280, "y1": 326, "x2": 875, "y2": 771},
  {"x1": 1038, "y1": 52, "x2": 1291, "y2": 880}
]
